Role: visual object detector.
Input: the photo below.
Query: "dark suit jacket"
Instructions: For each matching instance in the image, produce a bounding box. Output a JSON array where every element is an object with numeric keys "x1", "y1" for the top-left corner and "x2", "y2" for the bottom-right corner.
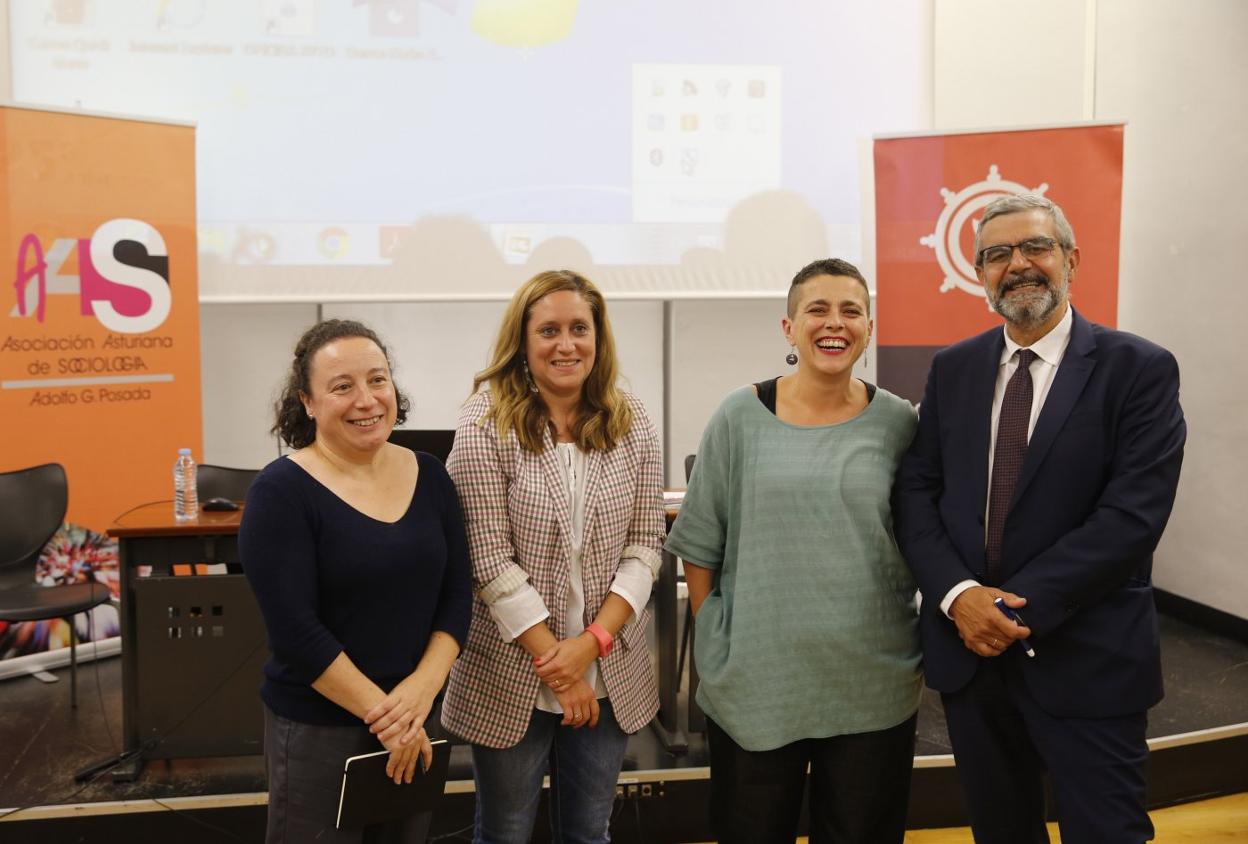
[{"x1": 894, "y1": 309, "x2": 1186, "y2": 719}]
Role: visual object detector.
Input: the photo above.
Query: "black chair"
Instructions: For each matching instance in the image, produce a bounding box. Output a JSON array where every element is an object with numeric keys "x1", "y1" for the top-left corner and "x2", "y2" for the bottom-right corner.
[
  {"x1": 197, "y1": 464, "x2": 260, "y2": 503},
  {"x1": 388, "y1": 429, "x2": 456, "y2": 463},
  {"x1": 0, "y1": 463, "x2": 111, "y2": 708},
  {"x1": 677, "y1": 454, "x2": 696, "y2": 683}
]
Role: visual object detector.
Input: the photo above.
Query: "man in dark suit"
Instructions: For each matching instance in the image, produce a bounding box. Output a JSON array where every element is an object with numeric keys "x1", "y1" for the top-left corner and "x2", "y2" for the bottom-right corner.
[{"x1": 894, "y1": 194, "x2": 1185, "y2": 843}]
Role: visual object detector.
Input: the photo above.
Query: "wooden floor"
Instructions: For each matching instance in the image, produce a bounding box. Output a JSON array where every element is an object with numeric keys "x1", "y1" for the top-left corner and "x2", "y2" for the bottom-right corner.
[
  {"x1": 899, "y1": 791, "x2": 1248, "y2": 842},
  {"x1": 704, "y1": 791, "x2": 1248, "y2": 843}
]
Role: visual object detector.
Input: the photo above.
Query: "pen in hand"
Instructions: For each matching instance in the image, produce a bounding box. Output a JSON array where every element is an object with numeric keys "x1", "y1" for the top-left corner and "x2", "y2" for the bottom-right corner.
[{"x1": 993, "y1": 597, "x2": 1036, "y2": 658}]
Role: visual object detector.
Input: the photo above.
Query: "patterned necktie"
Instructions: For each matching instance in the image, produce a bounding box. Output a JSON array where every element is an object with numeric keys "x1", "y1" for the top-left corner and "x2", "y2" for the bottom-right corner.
[{"x1": 985, "y1": 348, "x2": 1037, "y2": 583}]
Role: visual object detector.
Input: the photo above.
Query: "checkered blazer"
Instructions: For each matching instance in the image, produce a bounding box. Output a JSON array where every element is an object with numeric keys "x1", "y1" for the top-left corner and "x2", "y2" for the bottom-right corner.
[{"x1": 440, "y1": 389, "x2": 664, "y2": 748}]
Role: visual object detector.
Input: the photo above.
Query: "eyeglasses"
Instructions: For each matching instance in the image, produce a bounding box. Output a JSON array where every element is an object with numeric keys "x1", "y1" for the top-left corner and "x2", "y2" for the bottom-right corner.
[{"x1": 977, "y1": 237, "x2": 1060, "y2": 267}]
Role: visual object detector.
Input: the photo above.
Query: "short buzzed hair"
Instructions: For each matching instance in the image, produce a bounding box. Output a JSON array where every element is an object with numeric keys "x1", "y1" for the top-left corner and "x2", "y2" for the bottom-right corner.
[
  {"x1": 973, "y1": 194, "x2": 1077, "y2": 265},
  {"x1": 787, "y1": 258, "x2": 871, "y2": 318}
]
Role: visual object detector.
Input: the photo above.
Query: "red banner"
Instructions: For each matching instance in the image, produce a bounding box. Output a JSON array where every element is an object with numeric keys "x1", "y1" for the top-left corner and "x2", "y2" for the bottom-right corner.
[{"x1": 873, "y1": 123, "x2": 1123, "y2": 400}]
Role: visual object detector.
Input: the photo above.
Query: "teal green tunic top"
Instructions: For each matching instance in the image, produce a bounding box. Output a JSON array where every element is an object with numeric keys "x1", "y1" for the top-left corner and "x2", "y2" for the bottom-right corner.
[{"x1": 665, "y1": 383, "x2": 922, "y2": 751}]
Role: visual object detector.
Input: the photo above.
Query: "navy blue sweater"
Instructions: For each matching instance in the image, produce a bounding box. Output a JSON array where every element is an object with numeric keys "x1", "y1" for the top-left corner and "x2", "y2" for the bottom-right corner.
[{"x1": 240, "y1": 454, "x2": 472, "y2": 726}]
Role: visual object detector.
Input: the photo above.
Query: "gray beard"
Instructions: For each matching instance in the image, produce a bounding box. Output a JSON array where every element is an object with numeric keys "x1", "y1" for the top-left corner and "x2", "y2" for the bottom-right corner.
[{"x1": 990, "y1": 270, "x2": 1068, "y2": 330}]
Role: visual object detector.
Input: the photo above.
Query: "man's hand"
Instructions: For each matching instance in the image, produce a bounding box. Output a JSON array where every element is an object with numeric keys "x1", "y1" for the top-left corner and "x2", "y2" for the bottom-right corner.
[{"x1": 949, "y1": 586, "x2": 1032, "y2": 657}]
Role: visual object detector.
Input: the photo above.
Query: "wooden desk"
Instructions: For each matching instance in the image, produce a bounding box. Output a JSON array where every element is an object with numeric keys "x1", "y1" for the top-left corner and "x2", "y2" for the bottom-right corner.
[{"x1": 107, "y1": 503, "x2": 267, "y2": 781}]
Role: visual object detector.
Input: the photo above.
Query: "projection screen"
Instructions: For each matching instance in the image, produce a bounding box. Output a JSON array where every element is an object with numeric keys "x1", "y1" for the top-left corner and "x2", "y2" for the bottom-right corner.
[{"x1": 9, "y1": 0, "x2": 930, "y2": 300}]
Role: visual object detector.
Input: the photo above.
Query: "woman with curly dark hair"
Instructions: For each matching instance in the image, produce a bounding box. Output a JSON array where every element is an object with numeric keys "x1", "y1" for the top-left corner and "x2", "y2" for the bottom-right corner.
[{"x1": 241, "y1": 319, "x2": 472, "y2": 843}]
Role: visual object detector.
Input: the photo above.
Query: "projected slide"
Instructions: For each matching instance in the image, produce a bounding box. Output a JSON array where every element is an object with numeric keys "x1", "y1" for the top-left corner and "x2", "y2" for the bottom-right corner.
[{"x1": 9, "y1": 0, "x2": 929, "y2": 296}]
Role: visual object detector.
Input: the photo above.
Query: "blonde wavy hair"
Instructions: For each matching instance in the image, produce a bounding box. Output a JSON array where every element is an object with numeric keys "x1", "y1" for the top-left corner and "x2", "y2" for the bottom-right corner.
[{"x1": 473, "y1": 270, "x2": 633, "y2": 453}]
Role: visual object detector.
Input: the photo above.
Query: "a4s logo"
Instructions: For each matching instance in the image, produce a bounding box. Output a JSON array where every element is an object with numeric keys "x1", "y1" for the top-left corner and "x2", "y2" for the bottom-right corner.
[{"x1": 12, "y1": 218, "x2": 172, "y2": 334}]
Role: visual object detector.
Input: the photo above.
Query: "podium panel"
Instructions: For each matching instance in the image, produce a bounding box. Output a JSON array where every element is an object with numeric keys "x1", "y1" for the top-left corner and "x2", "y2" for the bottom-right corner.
[{"x1": 132, "y1": 574, "x2": 267, "y2": 758}]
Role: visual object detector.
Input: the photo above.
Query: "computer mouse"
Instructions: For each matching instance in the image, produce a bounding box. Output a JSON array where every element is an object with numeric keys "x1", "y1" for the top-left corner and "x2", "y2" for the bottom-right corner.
[{"x1": 202, "y1": 497, "x2": 240, "y2": 511}]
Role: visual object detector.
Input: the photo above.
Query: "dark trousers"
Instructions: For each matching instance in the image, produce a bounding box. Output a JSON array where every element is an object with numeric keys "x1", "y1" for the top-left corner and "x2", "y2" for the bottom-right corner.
[
  {"x1": 941, "y1": 655, "x2": 1153, "y2": 844},
  {"x1": 706, "y1": 714, "x2": 916, "y2": 844},
  {"x1": 264, "y1": 706, "x2": 433, "y2": 844}
]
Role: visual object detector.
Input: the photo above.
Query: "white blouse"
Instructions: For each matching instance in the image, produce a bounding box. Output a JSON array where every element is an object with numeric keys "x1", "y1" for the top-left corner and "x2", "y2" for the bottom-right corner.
[{"x1": 483, "y1": 442, "x2": 653, "y2": 711}]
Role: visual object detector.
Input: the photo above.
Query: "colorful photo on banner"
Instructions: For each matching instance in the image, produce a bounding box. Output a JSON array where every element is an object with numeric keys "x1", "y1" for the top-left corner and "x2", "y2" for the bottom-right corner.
[{"x1": 0, "y1": 524, "x2": 121, "y2": 658}]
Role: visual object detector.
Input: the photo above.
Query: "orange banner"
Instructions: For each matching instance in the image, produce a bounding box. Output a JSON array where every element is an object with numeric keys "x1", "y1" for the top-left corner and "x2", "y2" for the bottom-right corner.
[{"x1": 0, "y1": 105, "x2": 201, "y2": 533}]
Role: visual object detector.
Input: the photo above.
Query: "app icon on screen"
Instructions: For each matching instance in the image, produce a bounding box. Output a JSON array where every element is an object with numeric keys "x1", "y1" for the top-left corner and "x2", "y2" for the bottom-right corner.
[
  {"x1": 379, "y1": 225, "x2": 413, "y2": 259},
  {"x1": 262, "y1": 0, "x2": 315, "y2": 36},
  {"x1": 156, "y1": 0, "x2": 205, "y2": 30},
  {"x1": 46, "y1": 0, "x2": 87, "y2": 26},
  {"x1": 317, "y1": 227, "x2": 351, "y2": 260},
  {"x1": 232, "y1": 229, "x2": 277, "y2": 264},
  {"x1": 366, "y1": 0, "x2": 423, "y2": 37},
  {"x1": 680, "y1": 148, "x2": 699, "y2": 177}
]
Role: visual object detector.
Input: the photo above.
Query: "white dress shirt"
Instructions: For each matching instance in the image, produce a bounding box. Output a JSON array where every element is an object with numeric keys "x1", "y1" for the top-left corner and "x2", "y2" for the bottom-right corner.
[{"x1": 940, "y1": 305, "x2": 1075, "y2": 616}]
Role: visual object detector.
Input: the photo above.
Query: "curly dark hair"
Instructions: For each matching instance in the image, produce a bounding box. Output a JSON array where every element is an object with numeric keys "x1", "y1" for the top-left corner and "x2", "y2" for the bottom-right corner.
[{"x1": 273, "y1": 319, "x2": 410, "y2": 449}]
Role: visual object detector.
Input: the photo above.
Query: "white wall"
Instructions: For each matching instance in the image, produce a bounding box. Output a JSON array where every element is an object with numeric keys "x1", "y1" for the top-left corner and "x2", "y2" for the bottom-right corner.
[
  {"x1": 0, "y1": 1, "x2": 10, "y2": 101},
  {"x1": 1096, "y1": 0, "x2": 1248, "y2": 618},
  {"x1": 934, "y1": 0, "x2": 1094, "y2": 126},
  {"x1": 199, "y1": 303, "x2": 316, "y2": 468},
  {"x1": 933, "y1": 0, "x2": 1248, "y2": 618}
]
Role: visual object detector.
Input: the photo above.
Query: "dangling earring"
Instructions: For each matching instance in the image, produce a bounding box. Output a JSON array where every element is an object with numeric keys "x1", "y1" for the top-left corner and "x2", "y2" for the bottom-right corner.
[
  {"x1": 785, "y1": 347, "x2": 798, "y2": 366},
  {"x1": 522, "y1": 359, "x2": 539, "y2": 393}
]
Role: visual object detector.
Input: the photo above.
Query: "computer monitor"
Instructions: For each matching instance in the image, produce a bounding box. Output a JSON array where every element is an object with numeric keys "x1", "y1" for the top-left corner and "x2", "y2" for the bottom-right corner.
[{"x1": 387, "y1": 429, "x2": 455, "y2": 463}]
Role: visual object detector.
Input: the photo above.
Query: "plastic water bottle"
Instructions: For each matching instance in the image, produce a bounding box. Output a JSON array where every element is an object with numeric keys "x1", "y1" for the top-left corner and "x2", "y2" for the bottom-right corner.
[{"x1": 173, "y1": 448, "x2": 198, "y2": 522}]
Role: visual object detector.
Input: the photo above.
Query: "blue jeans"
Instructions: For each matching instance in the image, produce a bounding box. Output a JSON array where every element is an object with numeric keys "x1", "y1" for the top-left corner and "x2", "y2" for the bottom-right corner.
[{"x1": 470, "y1": 700, "x2": 628, "y2": 844}]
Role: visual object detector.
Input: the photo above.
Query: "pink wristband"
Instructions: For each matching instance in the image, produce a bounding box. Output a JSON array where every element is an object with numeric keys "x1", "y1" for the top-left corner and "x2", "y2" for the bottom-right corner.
[{"x1": 585, "y1": 623, "x2": 614, "y2": 659}]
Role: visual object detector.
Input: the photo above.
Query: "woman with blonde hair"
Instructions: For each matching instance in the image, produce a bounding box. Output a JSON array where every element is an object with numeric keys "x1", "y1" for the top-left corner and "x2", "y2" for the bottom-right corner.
[{"x1": 441, "y1": 270, "x2": 664, "y2": 843}]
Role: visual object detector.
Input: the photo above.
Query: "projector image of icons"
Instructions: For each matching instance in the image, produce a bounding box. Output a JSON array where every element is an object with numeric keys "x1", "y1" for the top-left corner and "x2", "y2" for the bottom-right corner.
[{"x1": 318, "y1": 227, "x2": 351, "y2": 260}]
